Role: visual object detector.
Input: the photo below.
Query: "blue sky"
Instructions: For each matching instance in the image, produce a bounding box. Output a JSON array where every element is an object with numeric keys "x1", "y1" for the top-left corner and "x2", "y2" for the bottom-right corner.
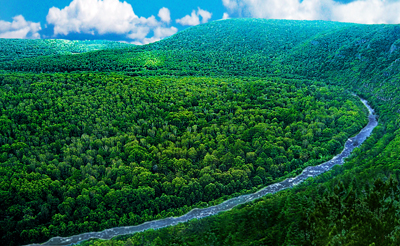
[{"x1": 1, "y1": 0, "x2": 400, "y2": 44}]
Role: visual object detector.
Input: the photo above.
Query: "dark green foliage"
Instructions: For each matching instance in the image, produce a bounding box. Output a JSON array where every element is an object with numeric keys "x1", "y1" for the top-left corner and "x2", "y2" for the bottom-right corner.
[
  {"x1": 0, "y1": 39, "x2": 133, "y2": 62},
  {"x1": 85, "y1": 176, "x2": 400, "y2": 246},
  {"x1": 0, "y1": 19, "x2": 353, "y2": 75},
  {"x1": 0, "y1": 73, "x2": 366, "y2": 245},
  {"x1": 72, "y1": 19, "x2": 400, "y2": 246},
  {"x1": 1, "y1": 18, "x2": 400, "y2": 246},
  {"x1": 82, "y1": 121, "x2": 400, "y2": 246}
]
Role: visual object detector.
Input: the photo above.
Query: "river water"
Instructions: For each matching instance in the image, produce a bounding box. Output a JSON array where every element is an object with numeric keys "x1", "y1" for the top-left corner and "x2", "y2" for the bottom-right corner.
[{"x1": 28, "y1": 97, "x2": 378, "y2": 246}]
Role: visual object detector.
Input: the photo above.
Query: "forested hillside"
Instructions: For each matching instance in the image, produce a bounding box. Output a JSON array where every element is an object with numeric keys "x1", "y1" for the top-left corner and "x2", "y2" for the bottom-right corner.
[
  {"x1": 0, "y1": 73, "x2": 367, "y2": 245},
  {"x1": 0, "y1": 39, "x2": 132, "y2": 63},
  {"x1": 0, "y1": 19, "x2": 353, "y2": 75},
  {"x1": 1, "y1": 19, "x2": 400, "y2": 246}
]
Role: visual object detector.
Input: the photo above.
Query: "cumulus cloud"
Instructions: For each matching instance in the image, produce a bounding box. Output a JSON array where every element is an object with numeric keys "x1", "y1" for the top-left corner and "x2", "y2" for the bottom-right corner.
[
  {"x1": 222, "y1": 13, "x2": 230, "y2": 19},
  {"x1": 0, "y1": 15, "x2": 41, "y2": 39},
  {"x1": 158, "y1": 7, "x2": 171, "y2": 24},
  {"x1": 198, "y1": 8, "x2": 212, "y2": 23},
  {"x1": 134, "y1": 26, "x2": 178, "y2": 45},
  {"x1": 332, "y1": 0, "x2": 400, "y2": 24},
  {"x1": 222, "y1": 0, "x2": 239, "y2": 11},
  {"x1": 126, "y1": 26, "x2": 150, "y2": 40},
  {"x1": 176, "y1": 10, "x2": 200, "y2": 26},
  {"x1": 154, "y1": 26, "x2": 178, "y2": 39},
  {"x1": 46, "y1": 0, "x2": 177, "y2": 44},
  {"x1": 222, "y1": 0, "x2": 400, "y2": 24},
  {"x1": 176, "y1": 8, "x2": 212, "y2": 26}
]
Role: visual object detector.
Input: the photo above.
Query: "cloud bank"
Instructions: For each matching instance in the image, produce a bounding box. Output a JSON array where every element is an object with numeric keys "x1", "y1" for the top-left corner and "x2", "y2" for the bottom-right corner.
[
  {"x1": 46, "y1": 0, "x2": 177, "y2": 44},
  {"x1": 222, "y1": 0, "x2": 400, "y2": 24},
  {"x1": 176, "y1": 8, "x2": 212, "y2": 26},
  {"x1": 158, "y1": 7, "x2": 171, "y2": 24},
  {"x1": 0, "y1": 15, "x2": 41, "y2": 39}
]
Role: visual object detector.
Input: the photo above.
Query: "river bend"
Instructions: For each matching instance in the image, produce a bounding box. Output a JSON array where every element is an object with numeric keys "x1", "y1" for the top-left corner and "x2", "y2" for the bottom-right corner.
[{"x1": 28, "y1": 97, "x2": 378, "y2": 246}]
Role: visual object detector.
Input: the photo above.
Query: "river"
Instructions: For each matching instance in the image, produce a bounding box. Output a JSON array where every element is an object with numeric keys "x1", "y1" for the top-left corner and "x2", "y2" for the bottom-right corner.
[{"x1": 28, "y1": 97, "x2": 378, "y2": 246}]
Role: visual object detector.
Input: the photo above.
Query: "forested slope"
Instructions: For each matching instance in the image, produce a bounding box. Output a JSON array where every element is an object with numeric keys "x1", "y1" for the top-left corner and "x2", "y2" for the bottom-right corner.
[
  {"x1": 1, "y1": 19, "x2": 400, "y2": 246},
  {"x1": 74, "y1": 19, "x2": 400, "y2": 246},
  {"x1": 84, "y1": 101, "x2": 400, "y2": 246},
  {"x1": 0, "y1": 19, "x2": 353, "y2": 75},
  {"x1": 0, "y1": 39, "x2": 133, "y2": 63},
  {"x1": 0, "y1": 73, "x2": 367, "y2": 245}
]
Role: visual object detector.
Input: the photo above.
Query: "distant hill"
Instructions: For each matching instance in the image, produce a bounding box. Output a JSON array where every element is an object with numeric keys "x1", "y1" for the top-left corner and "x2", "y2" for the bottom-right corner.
[
  {"x1": 0, "y1": 39, "x2": 133, "y2": 63},
  {"x1": 0, "y1": 19, "x2": 354, "y2": 75},
  {"x1": 1, "y1": 19, "x2": 399, "y2": 82},
  {"x1": 2, "y1": 19, "x2": 399, "y2": 115}
]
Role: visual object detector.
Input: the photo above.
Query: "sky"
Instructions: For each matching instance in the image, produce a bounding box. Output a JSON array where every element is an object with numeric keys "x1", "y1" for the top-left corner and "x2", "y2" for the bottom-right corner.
[{"x1": 1, "y1": 0, "x2": 400, "y2": 44}]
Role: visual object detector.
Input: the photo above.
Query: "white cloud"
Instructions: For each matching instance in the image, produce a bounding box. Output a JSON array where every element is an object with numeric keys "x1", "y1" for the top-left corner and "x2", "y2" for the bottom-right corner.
[
  {"x1": 176, "y1": 8, "x2": 212, "y2": 26},
  {"x1": 222, "y1": 0, "x2": 400, "y2": 24},
  {"x1": 47, "y1": 0, "x2": 137, "y2": 35},
  {"x1": 332, "y1": 0, "x2": 400, "y2": 24},
  {"x1": 222, "y1": 0, "x2": 239, "y2": 11},
  {"x1": 0, "y1": 15, "x2": 41, "y2": 39},
  {"x1": 176, "y1": 10, "x2": 200, "y2": 26},
  {"x1": 126, "y1": 26, "x2": 150, "y2": 40},
  {"x1": 154, "y1": 26, "x2": 178, "y2": 39},
  {"x1": 133, "y1": 26, "x2": 178, "y2": 45},
  {"x1": 158, "y1": 7, "x2": 171, "y2": 24},
  {"x1": 46, "y1": 0, "x2": 178, "y2": 44},
  {"x1": 222, "y1": 13, "x2": 230, "y2": 19},
  {"x1": 198, "y1": 8, "x2": 212, "y2": 23}
]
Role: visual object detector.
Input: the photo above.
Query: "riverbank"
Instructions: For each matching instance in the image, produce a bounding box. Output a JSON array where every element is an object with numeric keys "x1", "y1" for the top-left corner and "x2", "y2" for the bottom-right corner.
[{"x1": 27, "y1": 96, "x2": 377, "y2": 246}]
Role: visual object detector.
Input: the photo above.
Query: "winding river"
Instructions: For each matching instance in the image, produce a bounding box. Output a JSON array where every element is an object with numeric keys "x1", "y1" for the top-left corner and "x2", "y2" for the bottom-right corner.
[{"x1": 28, "y1": 97, "x2": 378, "y2": 246}]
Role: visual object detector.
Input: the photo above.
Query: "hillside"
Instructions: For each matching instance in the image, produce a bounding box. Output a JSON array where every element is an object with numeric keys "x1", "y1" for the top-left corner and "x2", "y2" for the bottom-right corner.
[
  {"x1": 2, "y1": 20, "x2": 400, "y2": 107},
  {"x1": 0, "y1": 39, "x2": 133, "y2": 63},
  {"x1": 0, "y1": 19, "x2": 353, "y2": 74},
  {"x1": 1, "y1": 19, "x2": 400, "y2": 246}
]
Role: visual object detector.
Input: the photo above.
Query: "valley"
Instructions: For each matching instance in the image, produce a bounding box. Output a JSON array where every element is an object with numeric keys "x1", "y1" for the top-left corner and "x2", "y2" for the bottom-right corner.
[
  {"x1": 1, "y1": 19, "x2": 400, "y2": 245},
  {"x1": 29, "y1": 97, "x2": 378, "y2": 246}
]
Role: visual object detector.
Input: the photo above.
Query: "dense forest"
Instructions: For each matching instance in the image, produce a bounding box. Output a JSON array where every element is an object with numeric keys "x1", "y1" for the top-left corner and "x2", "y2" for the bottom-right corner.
[
  {"x1": 0, "y1": 39, "x2": 132, "y2": 63},
  {"x1": 0, "y1": 20, "x2": 354, "y2": 76},
  {"x1": 0, "y1": 73, "x2": 367, "y2": 245},
  {"x1": 82, "y1": 110, "x2": 400, "y2": 246},
  {"x1": 1, "y1": 18, "x2": 400, "y2": 246}
]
